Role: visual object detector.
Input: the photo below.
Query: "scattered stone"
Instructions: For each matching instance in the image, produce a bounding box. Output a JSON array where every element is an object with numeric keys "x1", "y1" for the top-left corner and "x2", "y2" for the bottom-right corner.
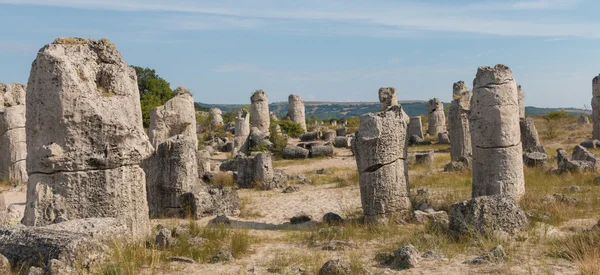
[
  {"x1": 426, "y1": 98, "x2": 446, "y2": 137},
  {"x1": 392, "y1": 245, "x2": 419, "y2": 269},
  {"x1": 319, "y1": 259, "x2": 351, "y2": 275},
  {"x1": 422, "y1": 250, "x2": 445, "y2": 260},
  {"x1": 180, "y1": 185, "x2": 240, "y2": 219},
  {"x1": 290, "y1": 215, "x2": 312, "y2": 224},
  {"x1": 168, "y1": 256, "x2": 196, "y2": 264},
  {"x1": 288, "y1": 94, "x2": 307, "y2": 132},
  {"x1": 466, "y1": 245, "x2": 505, "y2": 265},
  {"x1": 415, "y1": 150, "x2": 434, "y2": 165},
  {"x1": 353, "y1": 105, "x2": 411, "y2": 224},
  {"x1": 250, "y1": 90, "x2": 270, "y2": 133},
  {"x1": 520, "y1": 117, "x2": 542, "y2": 151},
  {"x1": 220, "y1": 159, "x2": 237, "y2": 172},
  {"x1": 211, "y1": 250, "x2": 233, "y2": 263},
  {"x1": 47, "y1": 258, "x2": 73, "y2": 275},
  {"x1": 416, "y1": 188, "x2": 429, "y2": 196},
  {"x1": 336, "y1": 127, "x2": 347, "y2": 137},
  {"x1": 449, "y1": 81, "x2": 472, "y2": 161},
  {"x1": 553, "y1": 194, "x2": 578, "y2": 205},
  {"x1": 414, "y1": 210, "x2": 449, "y2": 226},
  {"x1": 294, "y1": 174, "x2": 312, "y2": 184},
  {"x1": 28, "y1": 267, "x2": 44, "y2": 275},
  {"x1": 316, "y1": 168, "x2": 328, "y2": 174},
  {"x1": 283, "y1": 185, "x2": 300, "y2": 193},
  {"x1": 322, "y1": 130, "x2": 336, "y2": 142},
  {"x1": 311, "y1": 144, "x2": 334, "y2": 158},
  {"x1": 470, "y1": 64, "x2": 524, "y2": 199},
  {"x1": 187, "y1": 237, "x2": 207, "y2": 246},
  {"x1": 282, "y1": 144, "x2": 311, "y2": 159},
  {"x1": 565, "y1": 185, "x2": 582, "y2": 192},
  {"x1": 322, "y1": 212, "x2": 344, "y2": 225},
  {"x1": 449, "y1": 195, "x2": 528, "y2": 237},
  {"x1": 322, "y1": 240, "x2": 355, "y2": 251},
  {"x1": 172, "y1": 224, "x2": 190, "y2": 238},
  {"x1": 300, "y1": 131, "x2": 321, "y2": 142},
  {"x1": 155, "y1": 228, "x2": 176, "y2": 249},
  {"x1": 523, "y1": 149, "x2": 549, "y2": 168},
  {"x1": 209, "y1": 215, "x2": 231, "y2": 225},
  {"x1": 333, "y1": 136, "x2": 350, "y2": 148},
  {"x1": 579, "y1": 139, "x2": 600, "y2": 149}
]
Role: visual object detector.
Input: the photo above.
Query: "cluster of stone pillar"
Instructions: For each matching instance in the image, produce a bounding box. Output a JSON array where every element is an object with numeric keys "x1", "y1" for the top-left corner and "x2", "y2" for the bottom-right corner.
[{"x1": 470, "y1": 65, "x2": 524, "y2": 199}]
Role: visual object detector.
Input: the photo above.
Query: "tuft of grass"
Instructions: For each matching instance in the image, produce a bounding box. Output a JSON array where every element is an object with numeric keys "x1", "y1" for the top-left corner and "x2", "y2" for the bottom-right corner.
[
  {"x1": 549, "y1": 230, "x2": 600, "y2": 274},
  {"x1": 264, "y1": 249, "x2": 327, "y2": 274},
  {"x1": 212, "y1": 172, "x2": 235, "y2": 187},
  {"x1": 239, "y1": 197, "x2": 264, "y2": 219}
]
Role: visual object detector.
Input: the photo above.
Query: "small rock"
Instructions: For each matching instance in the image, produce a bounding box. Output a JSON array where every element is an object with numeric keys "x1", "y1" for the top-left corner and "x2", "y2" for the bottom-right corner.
[
  {"x1": 172, "y1": 223, "x2": 190, "y2": 238},
  {"x1": 322, "y1": 240, "x2": 355, "y2": 251},
  {"x1": 187, "y1": 237, "x2": 207, "y2": 246},
  {"x1": 47, "y1": 259, "x2": 73, "y2": 274},
  {"x1": 28, "y1": 267, "x2": 44, "y2": 275},
  {"x1": 422, "y1": 250, "x2": 444, "y2": 260},
  {"x1": 416, "y1": 188, "x2": 429, "y2": 196},
  {"x1": 0, "y1": 254, "x2": 9, "y2": 275},
  {"x1": 211, "y1": 250, "x2": 233, "y2": 263},
  {"x1": 565, "y1": 185, "x2": 582, "y2": 192},
  {"x1": 168, "y1": 256, "x2": 196, "y2": 264},
  {"x1": 283, "y1": 185, "x2": 300, "y2": 193},
  {"x1": 392, "y1": 245, "x2": 419, "y2": 269},
  {"x1": 553, "y1": 194, "x2": 578, "y2": 205},
  {"x1": 319, "y1": 259, "x2": 351, "y2": 275},
  {"x1": 294, "y1": 175, "x2": 312, "y2": 184},
  {"x1": 155, "y1": 228, "x2": 176, "y2": 249},
  {"x1": 209, "y1": 215, "x2": 231, "y2": 225},
  {"x1": 594, "y1": 176, "x2": 600, "y2": 186},
  {"x1": 466, "y1": 245, "x2": 505, "y2": 265},
  {"x1": 413, "y1": 210, "x2": 449, "y2": 226},
  {"x1": 416, "y1": 202, "x2": 433, "y2": 212},
  {"x1": 322, "y1": 212, "x2": 344, "y2": 225},
  {"x1": 290, "y1": 215, "x2": 312, "y2": 224},
  {"x1": 316, "y1": 168, "x2": 328, "y2": 174}
]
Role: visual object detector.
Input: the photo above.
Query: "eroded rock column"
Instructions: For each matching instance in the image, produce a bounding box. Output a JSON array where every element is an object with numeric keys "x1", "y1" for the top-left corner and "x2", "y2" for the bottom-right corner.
[
  {"x1": 209, "y1": 108, "x2": 224, "y2": 129},
  {"x1": 288, "y1": 94, "x2": 307, "y2": 132},
  {"x1": 378, "y1": 87, "x2": 398, "y2": 110},
  {"x1": 448, "y1": 81, "x2": 472, "y2": 161},
  {"x1": 407, "y1": 117, "x2": 424, "y2": 140},
  {"x1": 592, "y1": 75, "x2": 600, "y2": 140},
  {"x1": 353, "y1": 105, "x2": 411, "y2": 224},
  {"x1": 517, "y1": 84, "x2": 525, "y2": 118},
  {"x1": 250, "y1": 90, "x2": 270, "y2": 133},
  {"x1": 23, "y1": 38, "x2": 153, "y2": 237},
  {"x1": 0, "y1": 83, "x2": 27, "y2": 184},
  {"x1": 520, "y1": 117, "x2": 542, "y2": 151},
  {"x1": 148, "y1": 87, "x2": 197, "y2": 149},
  {"x1": 470, "y1": 64, "x2": 524, "y2": 199},
  {"x1": 426, "y1": 98, "x2": 446, "y2": 136},
  {"x1": 232, "y1": 109, "x2": 250, "y2": 156}
]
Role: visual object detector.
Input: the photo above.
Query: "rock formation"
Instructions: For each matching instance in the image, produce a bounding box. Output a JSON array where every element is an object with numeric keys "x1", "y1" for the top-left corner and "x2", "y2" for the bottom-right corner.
[
  {"x1": 378, "y1": 87, "x2": 398, "y2": 110},
  {"x1": 517, "y1": 84, "x2": 525, "y2": 118},
  {"x1": 407, "y1": 116, "x2": 424, "y2": 140},
  {"x1": 209, "y1": 108, "x2": 224, "y2": 129},
  {"x1": 250, "y1": 90, "x2": 270, "y2": 133},
  {"x1": 426, "y1": 98, "x2": 446, "y2": 136},
  {"x1": 232, "y1": 109, "x2": 250, "y2": 156},
  {"x1": 353, "y1": 105, "x2": 411, "y2": 224},
  {"x1": 288, "y1": 94, "x2": 307, "y2": 132},
  {"x1": 148, "y1": 87, "x2": 197, "y2": 149},
  {"x1": 520, "y1": 117, "x2": 542, "y2": 151},
  {"x1": 448, "y1": 81, "x2": 472, "y2": 161},
  {"x1": 593, "y1": 75, "x2": 600, "y2": 140},
  {"x1": 235, "y1": 153, "x2": 286, "y2": 189},
  {"x1": 0, "y1": 83, "x2": 27, "y2": 184},
  {"x1": 23, "y1": 38, "x2": 153, "y2": 237},
  {"x1": 470, "y1": 64, "x2": 524, "y2": 199}
]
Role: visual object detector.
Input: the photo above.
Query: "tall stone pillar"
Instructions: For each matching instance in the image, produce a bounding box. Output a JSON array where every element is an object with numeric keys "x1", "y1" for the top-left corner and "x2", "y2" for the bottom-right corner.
[
  {"x1": 250, "y1": 90, "x2": 270, "y2": 133},
  {"x1": 288, "y1": 94, "x2": 307, "y2": 132},
  {"x1": 448, "y1": 81, "x2": 472, "y2": 161},
  {"x1": 232, "y1": 109, "x2": 250, "y2": 156},
  {"x1": 0, "y1": 83, "x2": 27, "y2": 184},
  {"x1": 592, "y1": 75, "x2": 600, "y2": 140},
  {"x1": 426, "y1": 98, "x2": 446, "y2": 136}
]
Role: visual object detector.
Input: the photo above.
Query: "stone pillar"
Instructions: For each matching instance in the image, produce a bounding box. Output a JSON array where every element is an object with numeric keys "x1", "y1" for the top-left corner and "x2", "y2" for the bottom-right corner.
[
  {"x1": 209, "y1": 108, "x2": 224, "y2": 129},
  {"x1": 353, "y1": 105, "x2": 411, "y2": 224},
  {"x1": 426, "y1": 98, "x2": 446, "y2": 137},
  {"x1": 23, "y1": 38, "x2": 153, "y2": 237},
  {"x1": 148, "y1": 87, "x2": 198, "y2": 149},
  {"x1": 235, "y1": 153, "x2": 274, "y2": 189},
  {"x1": 0, "y1": 83, "x2": 27, "y2": 184},
  {"x1": 378, "y1": 87, "x2": 398, "y2": 110},
  {"x1": 270, "y1": 112, "x2": 279, "y2": 122},
  {"x1": 592, "y1": 75, "x2": 600, "y2": 140},
  {"x1": 448, "y1": 81, "x2": 472, "y2": 161},
  {"x1": 470, "y1": 64, "x2": 524, "y2": 199},
  {"x1": 517, "y1": 84, "x2": 525, "y2": 118},
  {"x1": 250, "y1": 90, "x2": 270, "y2": 133},
  {"x1": 232, "y1": 109, "x2": 250, "y2": 156},
  {"x1": 407, "y1": 116, "x2": 424, "y2": 139},
  {"x1": 288, "y1": 94, "x2": 307, "y2": 132},
  {"x1": 520, "y1": 117, "x2": 542, "y2": 151}
]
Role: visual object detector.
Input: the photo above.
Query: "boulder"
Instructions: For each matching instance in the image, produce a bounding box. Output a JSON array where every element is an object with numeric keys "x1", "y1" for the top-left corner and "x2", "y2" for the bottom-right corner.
[
  {"x1": 282, "y1": 145, "x2": 309, "y2": 159},
  {"x1": 392, "y1": 245, "x2": 419, "y2": 269},
  {"x1": 335, "y1": 127, "x2": 346, "y2": 137},
  {"x1": 322, "y1": 212, "x2": 344, "y2": 225},
  {"x1": 311, "y1": 144, "x2": 334, "y2": 158},
  {"x1": 333, "y1": 136, "x2": 350, "y2": 148},
  {"x1": 180, "y1": 185, "x2": 240, "y2": 219},
  {"x1": 415, "y1": 150, "x2": 434, "y2": 165},
  {"x1": 579, "y1": 139, "x2": 600, "y2": 149},
  {"x1": 322, "y1": 130, "x2": 336, "y2": 142},
  {"x1": 319, "y1": 259, "x2": 351, "y2": 275},
  {"x1": 437, "y1": 132, "x2": 450, "y2": 144},
  {"x1": 299, "y1": 131, "x2": 321, "y2": 142}
]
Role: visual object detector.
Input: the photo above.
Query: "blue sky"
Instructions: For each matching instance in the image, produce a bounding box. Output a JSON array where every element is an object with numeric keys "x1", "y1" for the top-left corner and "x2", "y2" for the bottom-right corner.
[{"x1": 0, "y1": 0, "x2": 599, "y2": 107}]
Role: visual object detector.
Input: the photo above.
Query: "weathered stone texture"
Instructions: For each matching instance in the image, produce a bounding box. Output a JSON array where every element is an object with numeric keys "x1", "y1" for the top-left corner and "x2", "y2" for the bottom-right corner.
[
  {"x1": 378, "y1": 87, "x2": 398, "y2": 110},
  {"x1": 232, "y1": 109, "x2": 250, "y2": 156},
  {"x1": 288, "y1": 94, "x2": 307, "y2": 132},
  {"x1": 448, "y1": 81, "x2": 472, "y2": 161},
  {"x1": 322, "y1": 129, "x2": 336, "y2": 142},
  {"x1": 353, "y1": 105, "x2": 411, "y2": 224},
  {"x1": 407, "y1": 116, "x2": 424, "y2": 139},
  {"x1": 23, "y1": 38, "x2": 152, "y2": 237},
  {"x1": 250, "y1": 90, "x2": 270, "y2": 133},
  {"x1": 148, "y1": 87, "x2": 197, "y2": 149},
  {"x1": 470, "y1": 64, "x2": 524, "y2": 199},
  {"x1": 209, "y1": 108, "x2": 224, "y2": 129},
  {"x1": 0, "y1": 83, "x2": 27, "y2": 184},
  {"x1": 426, "y1": 98, "x2": 446, "y2": 136},
  {"x1": 520, "y1": 117, "x2": 542, "y2": 151},
  {"x1": 282, "y1": 145, "x2": 309, "y2": 159}
]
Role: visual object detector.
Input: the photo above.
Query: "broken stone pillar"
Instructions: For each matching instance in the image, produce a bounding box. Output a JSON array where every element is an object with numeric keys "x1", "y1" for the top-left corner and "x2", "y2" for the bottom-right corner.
[
  {"x1": 407, "y1": 117, "x2": 424, "y2": 140},
  {"x1": 0, "y1": 83, "x2": 27, "y2": 184},
  {"x1": 426, "y1": 98, "x2": 446, "y2": 137},
  {"x1": 232, "y1": 109, "x2": 250, "y2": 156},
  {"x1": 250, "y1": 90, "x2": 270, "y2": 133},
  {"x1": 520, "y1": 117, "x2": 542, "y2": 151},
  {"x1": 470, "y1": 64, "x2": 525, "y2": 199},
  {"x1": 23, "y1": 38, "x2": 153, "y2": 237},
  {"x1": 378, "y1": 87, "x2": 398, "y2": 110},
  {"x1": 593, "y1": 75, "x2": 600, "y2": 140},
  {"x1": 288, "y1": 94, "x2": 307, "y2": 132},
  {"x1": 517, "y1": 84, "x2": 525, "y2": 118},
  {"x1": 234, "y1": 153, "x2": 284, "y2": 189},
  {"x1": 210, "y1": 108, "x2": 224, "y2": 129},
  {"x1": 448, "y1": 81, "x2": 472, "y2": 161},
  {"x1": 146, "y1": 135, "x2": 198, "y2": 218},
  {"x1": 323, "y1": 129, "x2": 336, "y2": 142},
  {"x1": 148, "y1": 87, "x2": 198, "y2": 149},
  {"x1": 353, "y1": 105, "x2": 411, "y2": 224}
]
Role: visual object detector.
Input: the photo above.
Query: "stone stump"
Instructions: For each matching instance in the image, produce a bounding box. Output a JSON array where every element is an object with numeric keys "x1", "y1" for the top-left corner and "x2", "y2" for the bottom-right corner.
[
  {"x1": 0, "y1": 83, "x2": 27, "y2": 184},
  {"x1": 232, "y1": 109, "x2": 250, "y2": 156},
  {"x1": 353, "y1": 105, "x2": 411, "y2": 224},
  {"x1": 448, "y1": 81, "x2": 472, "y2": 161},
  {"x1": 520, "y1": 117, "x2": 542, "y2": 151},
  {"x1": 288, "y1": 94, "x2": 307, "y2": 132},
  {"x1": 250, "y1": 90, "x2": 270, "y2": 133},
  {"x1": 23, "y1": 38, "x2": 153, "y2": 237},
  {"x1": 407, "y1": 116, "x2": 424, "y2": 140},
  {"x1": 470, "y1": 64, "x2": 524, "y2": 199},
  {"x1": 426, "y1": 98, "x2": 446, "y2": 136}
]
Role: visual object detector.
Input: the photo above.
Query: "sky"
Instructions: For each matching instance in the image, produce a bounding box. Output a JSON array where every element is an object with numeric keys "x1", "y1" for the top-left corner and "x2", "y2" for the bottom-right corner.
[{"x1": 0, "y1": 0, "x2": 599, "y2": 108}]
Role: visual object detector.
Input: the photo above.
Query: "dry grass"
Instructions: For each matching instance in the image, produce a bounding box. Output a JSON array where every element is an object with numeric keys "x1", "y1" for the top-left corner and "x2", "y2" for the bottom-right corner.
[
  {"x1": 239, "y1": 196, "x2": 264, "y2": 219},
  {"x1": 273, "y1": 158, "x2": 323, "y2": 168},
  {"x1": 212, "y1": 172, "x2": 235, "y2": 187},
  {"x1": 550, "y1": 230, "x2": 600, "y2": 274}
]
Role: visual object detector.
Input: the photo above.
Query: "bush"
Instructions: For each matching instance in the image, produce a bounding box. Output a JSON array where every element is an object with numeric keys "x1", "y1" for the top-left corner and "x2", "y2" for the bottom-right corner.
[
  {"x1": 544, "y1": 110, "x2": 571, "y2": 121},
  {"x1": 277, "y1": 120, "x2": 304, "y2": 138}
]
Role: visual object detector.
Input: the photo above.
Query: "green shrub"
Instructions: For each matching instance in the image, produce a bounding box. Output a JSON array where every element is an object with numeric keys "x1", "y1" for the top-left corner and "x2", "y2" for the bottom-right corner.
[
  {"x1": 544, "y1": 110, "x2": 571, "y2": 121},
  {"x1": 277, "y1": 120, "x2": 304, "y2": 138}
]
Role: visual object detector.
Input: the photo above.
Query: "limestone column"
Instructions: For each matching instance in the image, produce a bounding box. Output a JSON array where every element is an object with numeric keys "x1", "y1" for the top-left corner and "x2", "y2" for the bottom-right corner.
[
  {"x1": 232, "y1": 109, "x2": 250, "y2": 156},
  {"x1": 353, "y1": 104, "x2": 411, "y2": 224},
  {"x1": 426, "y1": 98, "x2": 446, "y2": 136},
  {"x1": 288, "y1": 94, "x2": 307, "y2": 132},
  {"x1": 517, "y1": 84, "x2": 525, "y2": 118},
  {"x1": 250, "y1": 90, "x2": 270, "y2": 133},
  {"x1": 448, "y1": 81, "x2": 472, "y2": 161},
  {"x1": 378, "y1": 87, "x2": 398, "y2": 110},
  {"x1": 592, "y1": 75, "x2": 600, "y2": 140},
  {"x1": 210, "y1": 108, "x2": 224, "y2": 129},
  {"x1": 0, "y1": 83, "x2": 27, "y2": 184},
  {"x1": 470, "y1": 64, "x2": 524, "y2": 199},
  {"x1": 407, "y1": 117, "x2": 424, "y2": 139}
]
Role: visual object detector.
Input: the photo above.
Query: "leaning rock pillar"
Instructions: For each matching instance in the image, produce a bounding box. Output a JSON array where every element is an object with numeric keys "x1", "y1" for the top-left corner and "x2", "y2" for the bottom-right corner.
[
  {"x1": 448, "y1": 81, "x2": 472, "y2": 161},
  {"x1": 470, "y1": 64, "x2": 524, "y2": 199},
  {"x1": 353, "y1": 105, "x2": 411, "y2": 224}
]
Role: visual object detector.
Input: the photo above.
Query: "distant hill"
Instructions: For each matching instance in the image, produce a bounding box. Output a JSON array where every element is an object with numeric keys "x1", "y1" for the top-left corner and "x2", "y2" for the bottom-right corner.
[{"x1": 196, "y1": 101, "x2": 590, "y2": 119}]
